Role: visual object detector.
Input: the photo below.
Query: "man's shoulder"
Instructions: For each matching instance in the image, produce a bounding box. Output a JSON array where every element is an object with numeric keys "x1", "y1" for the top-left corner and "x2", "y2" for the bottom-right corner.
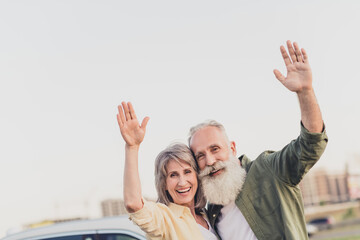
[
  {"x1": 239, "y1": 151, "x2": 276, "y2": 172},
  {"x1": 239, "y1": 154, "x2": 251, "y2": 172}
]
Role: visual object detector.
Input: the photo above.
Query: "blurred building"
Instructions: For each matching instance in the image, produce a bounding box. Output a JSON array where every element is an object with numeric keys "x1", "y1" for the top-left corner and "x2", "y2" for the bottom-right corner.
[
  {"x1": 101, "y1": 197, "x2": 156, "y2": 217},
  {"x1": 101, "y1": 199, "x2": 127, "y2": 217},
  {"x1": 300, "y1": 168, "x2": 351, "y2": 206},
  {"x1": 348, "y1": 174, "x2": 360, "y2": 200}
]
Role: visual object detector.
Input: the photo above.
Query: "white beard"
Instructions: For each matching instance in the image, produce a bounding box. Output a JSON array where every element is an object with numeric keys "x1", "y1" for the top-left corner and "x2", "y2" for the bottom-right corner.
[{"x1": 199, "y1": 155, "x2": 246, "y2": 205}]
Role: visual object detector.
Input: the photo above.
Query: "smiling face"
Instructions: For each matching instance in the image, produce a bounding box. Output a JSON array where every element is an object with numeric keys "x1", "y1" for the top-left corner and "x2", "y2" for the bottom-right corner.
[
  {"x1": 165, "y1": 159, "x2": 198, "y2": 208},
  {"x1": 190, "y1": 125, "x2": 246, "y2": 205},
  {"x1": 190, "y1": 126, "x2": 237, "y2": 174}
]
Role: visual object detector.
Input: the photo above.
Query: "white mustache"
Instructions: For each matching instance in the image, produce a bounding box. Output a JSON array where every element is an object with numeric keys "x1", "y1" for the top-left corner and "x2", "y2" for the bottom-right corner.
[{"x1": 199, "y1": 161, "x2": 227, "y2": 179}]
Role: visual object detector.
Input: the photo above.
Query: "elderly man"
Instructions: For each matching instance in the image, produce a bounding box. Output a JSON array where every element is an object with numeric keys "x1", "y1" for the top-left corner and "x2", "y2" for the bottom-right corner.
[{"x1": 189, "y1": 41, "x2": 328, "y2": 240}]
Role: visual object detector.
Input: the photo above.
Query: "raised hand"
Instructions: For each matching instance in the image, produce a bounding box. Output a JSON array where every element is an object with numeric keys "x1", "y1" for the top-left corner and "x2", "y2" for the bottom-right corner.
[
  {"x1": 273, "y1": 40, "x2": 313, "y2": 94},
  {"x1": 117, "y1": 102, "x2": 150, "y2": 147}
]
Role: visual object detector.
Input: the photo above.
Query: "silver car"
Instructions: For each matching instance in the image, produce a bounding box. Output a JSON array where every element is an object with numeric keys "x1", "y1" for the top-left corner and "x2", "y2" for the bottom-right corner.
[
  {"x1": 306, "y1": 223, "x2": 318, "y2": 237},
  {"x1": 1, "y1": 216, "x2": 146, "y2": 240}
]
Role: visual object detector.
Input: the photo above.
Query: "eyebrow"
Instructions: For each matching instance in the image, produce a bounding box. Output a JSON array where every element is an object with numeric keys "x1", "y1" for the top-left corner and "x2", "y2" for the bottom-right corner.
[
  {"x1": 197, "y1": 144, "x2": 219, "y2": 153},
  {"x1": 195, "y1": 144, "x2": 221, "y2": 158},
  {"x1": 167, "y1": 171, "x2": 178, "y2": 176},
  {"x1": 167, "y1": 166, "x2": 192, "y2": 174},
  {"x1": 209, "y1": 144, "x2": 220, "y2": 148}
]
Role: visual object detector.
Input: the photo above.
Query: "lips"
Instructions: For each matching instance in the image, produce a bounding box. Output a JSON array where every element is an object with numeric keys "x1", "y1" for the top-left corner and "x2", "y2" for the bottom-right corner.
[
  {"x1": 176, "y1": 187, "x2": 191, "y2": 193},
  {"x1": 199, "y1": 161, "x2": 227, "y2": 179},
  {"x1": 209, "y1": 168, "x2": 224, "y2": 177}
]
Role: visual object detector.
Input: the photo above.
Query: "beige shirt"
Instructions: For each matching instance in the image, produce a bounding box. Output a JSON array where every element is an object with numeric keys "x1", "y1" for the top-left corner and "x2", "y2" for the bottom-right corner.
[{"x1": 129, "y1": 199, "x2": 205, "y2": 240}]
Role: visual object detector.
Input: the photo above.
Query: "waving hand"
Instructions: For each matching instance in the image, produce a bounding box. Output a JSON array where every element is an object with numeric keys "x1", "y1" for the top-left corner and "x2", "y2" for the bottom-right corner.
[
  {"x1": 273, "y1": 40, "x2": 313, "y2": 94},
  {"x1": 273, "y1": 41, "x2": 323, "y2": 133},
  {"x1": 117, "y1": 102, "x2": 150, "y2": 147}
]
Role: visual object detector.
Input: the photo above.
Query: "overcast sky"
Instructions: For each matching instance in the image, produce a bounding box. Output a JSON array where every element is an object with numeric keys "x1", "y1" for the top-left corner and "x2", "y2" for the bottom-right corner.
[{"x1": 1, "y1": 0, "x2": 360, "y2": 237}]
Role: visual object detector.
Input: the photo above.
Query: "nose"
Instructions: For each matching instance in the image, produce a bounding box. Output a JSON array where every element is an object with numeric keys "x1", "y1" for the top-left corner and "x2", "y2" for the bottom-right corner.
[
  {"x1": 205, "y1": 154, "x2": 216, "y2": 166},
  {"x1": 178, "y1": 175, "x2": 187, "y2": 186}
]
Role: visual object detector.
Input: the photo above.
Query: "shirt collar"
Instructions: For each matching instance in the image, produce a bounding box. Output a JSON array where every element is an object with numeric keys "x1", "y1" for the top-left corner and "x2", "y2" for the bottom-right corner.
[{"x1": 168, "y1": 202, "x2": 191, "y2": 217}]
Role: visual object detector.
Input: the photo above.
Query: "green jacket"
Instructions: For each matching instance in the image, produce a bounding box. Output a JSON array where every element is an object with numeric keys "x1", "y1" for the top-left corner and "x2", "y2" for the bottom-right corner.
[{"x1": 207, "y1": 124, "x2": 328, "y2": 240}]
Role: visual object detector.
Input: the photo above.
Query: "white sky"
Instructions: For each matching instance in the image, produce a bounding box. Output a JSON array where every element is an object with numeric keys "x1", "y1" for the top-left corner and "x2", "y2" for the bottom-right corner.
[{"x1": 1, "y1": 0, "x2": 360, "y2": 237}]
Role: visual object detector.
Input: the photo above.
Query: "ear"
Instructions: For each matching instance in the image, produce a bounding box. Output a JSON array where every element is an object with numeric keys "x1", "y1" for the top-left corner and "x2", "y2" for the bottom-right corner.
[{"x1": 230, "y1": 141, "x2": 237, "y2": 156}]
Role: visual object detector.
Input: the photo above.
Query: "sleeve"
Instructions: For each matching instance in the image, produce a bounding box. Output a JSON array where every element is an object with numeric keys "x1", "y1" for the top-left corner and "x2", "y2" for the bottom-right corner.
[
  {"x1": 128, "y1": 199, "x2": 169, "y2": 238},
  {"x1": 264, "y1": 122, "x2": 328, "y2": 186}
]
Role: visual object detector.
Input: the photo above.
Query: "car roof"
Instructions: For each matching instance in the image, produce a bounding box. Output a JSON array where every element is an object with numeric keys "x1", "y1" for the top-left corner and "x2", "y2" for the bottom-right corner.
[{"x1": 1, "y1": 216, "x2": 146, "y2": 240}]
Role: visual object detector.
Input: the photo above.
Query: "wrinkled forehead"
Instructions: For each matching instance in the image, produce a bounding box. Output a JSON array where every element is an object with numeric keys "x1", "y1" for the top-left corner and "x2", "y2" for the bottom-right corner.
[{"x1": 190, "y1": 126, "x2": 229, "y2": 152}]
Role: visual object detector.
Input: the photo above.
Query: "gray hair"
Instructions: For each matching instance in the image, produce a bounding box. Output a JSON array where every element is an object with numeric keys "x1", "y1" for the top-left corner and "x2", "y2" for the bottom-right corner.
[
  {"x1": 154, "y1": 143, "x2": 206, "y2": 213},
  {"x1": 188, "y1": 120, "x2": 230, "y2": 145}
]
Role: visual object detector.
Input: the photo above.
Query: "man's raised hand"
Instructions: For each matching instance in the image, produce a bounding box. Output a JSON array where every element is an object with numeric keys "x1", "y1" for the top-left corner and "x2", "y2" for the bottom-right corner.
[{"x1": 273, "y1": 40, "x2": 313, "y2": 94}]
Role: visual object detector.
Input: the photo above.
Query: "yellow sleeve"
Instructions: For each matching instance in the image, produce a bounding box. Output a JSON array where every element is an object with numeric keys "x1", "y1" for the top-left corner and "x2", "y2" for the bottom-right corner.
[{"x1": 128, "y1": 199, "x2": 167, "y2": 239}]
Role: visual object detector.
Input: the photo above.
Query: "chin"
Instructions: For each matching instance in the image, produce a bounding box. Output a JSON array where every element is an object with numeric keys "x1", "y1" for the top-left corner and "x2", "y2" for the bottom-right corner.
[{"x1": 174, "y1": 194, "x2": 196, "y2": 207}]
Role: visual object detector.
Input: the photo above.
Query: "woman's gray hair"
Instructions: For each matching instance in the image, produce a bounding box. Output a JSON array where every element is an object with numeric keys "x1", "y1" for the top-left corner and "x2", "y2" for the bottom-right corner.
[
  {"x1": 188, "y1": 120, "x2": 229, "y2": 145},
  {"x1": 154, "y1": 143, "x2": 206, "y2": 213}
]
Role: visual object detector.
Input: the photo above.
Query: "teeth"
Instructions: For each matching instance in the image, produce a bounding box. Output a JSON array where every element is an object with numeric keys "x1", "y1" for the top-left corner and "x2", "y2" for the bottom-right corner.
[{"x1": 177, "y1": 187, "x2": 191, "y2": 193}]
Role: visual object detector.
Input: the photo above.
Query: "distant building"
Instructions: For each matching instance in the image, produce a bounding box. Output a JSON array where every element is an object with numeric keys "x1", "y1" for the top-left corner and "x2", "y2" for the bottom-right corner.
[
  {"x1": 101, "y1": 197, "x2": 155, "y2": 217},
  {"x1": 348, "y1": 174, "x2": 360, "y2": 200},
  {"x1": 101, "y1": 199, "x2": 127, "y2": 217},
  {"x1": 300, "y1": 168, "x2": 350, "y2": 206}
]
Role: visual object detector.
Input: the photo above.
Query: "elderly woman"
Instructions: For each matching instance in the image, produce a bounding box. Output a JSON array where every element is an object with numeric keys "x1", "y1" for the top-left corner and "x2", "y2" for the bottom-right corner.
[{"x1": 117, "y1": 102, "x2": 218, "y2": 240}]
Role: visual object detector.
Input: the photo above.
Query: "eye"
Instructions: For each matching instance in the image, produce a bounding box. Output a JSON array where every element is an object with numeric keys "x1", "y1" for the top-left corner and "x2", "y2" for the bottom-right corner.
[
  {"x1": 196, "y1": 154, "x2": 204, "y2": 161},
  {"x1": 185, "y1": 169, "x2": 192, "y2": 174},
  {"x1": 169, "y1": 173, "x2": 177, "y2": 178},
  {"x1": 211, "y1": 146, "x2": 220, "y2": 152}
]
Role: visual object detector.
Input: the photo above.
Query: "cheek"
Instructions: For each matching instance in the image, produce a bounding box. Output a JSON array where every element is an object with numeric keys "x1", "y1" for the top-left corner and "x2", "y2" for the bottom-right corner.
[
  {"x1": 167, "y1": 177, "x2": 182, "y2": 190},
  {"x1": 191, "y1": 174, "x2": 198, "y2": 188},
  {"x1": 217, "y1": 150, "x2": 230, "y2": 160},
  {"x1": 165, "y1": 178, "x2": 173, "y2": 190},
  {"x1": 198, "y1": 161, "x2": 206, "y2": 170}
]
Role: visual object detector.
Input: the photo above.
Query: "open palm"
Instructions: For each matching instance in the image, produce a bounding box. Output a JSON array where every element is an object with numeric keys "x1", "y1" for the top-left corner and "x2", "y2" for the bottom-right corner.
[
  {"x1": 117, "y1": 102, "x2": 149, "y2": 147},
  {"x1": 273, "y1": 41, "x2": 313, "y2": 93}
]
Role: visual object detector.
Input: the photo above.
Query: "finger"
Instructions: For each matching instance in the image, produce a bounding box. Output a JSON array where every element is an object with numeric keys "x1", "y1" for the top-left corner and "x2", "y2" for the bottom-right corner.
[
  {"x1": 286, "y1": 40, "x2": 297, "y2": 63},
  {"x1": 117, "y1": 105, "x2": 126, "y2": 125},
  {"x1": 141, "y1": 117, "x2": 150, "y2": 131},
  {"x1": 293, "y1": 42, "x2": 303, "y2": 62},
  {"x1": 301, "y1": 48, "x2": 309, "y2": 63},
  {"x1": 117, "y1": 114, "x2": 123, "y2": 127},
  {"x1": 273, "y1": 69, "x2": 285, "y2": 82},
  {"x1": 280, "y1": 45, "x2": 292, "y2": 66},
  {"x1": 122, "y1": 101, "x2": 131, "y2": 121},
  {"x1": 128, "y1": 102, "x2": 137, "y2": 120}
]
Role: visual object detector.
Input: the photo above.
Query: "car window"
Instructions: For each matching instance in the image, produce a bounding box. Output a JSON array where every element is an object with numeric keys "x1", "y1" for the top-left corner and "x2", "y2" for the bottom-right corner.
[
  {"x1": 42, "y1": 234, "x2": 96, "y2": 240},
  {"x1": 99, "y1": 233, "x2": 140, "y2": 240},
  {"x1": 311, "y1": 218, "x2": 326, "y2": 224}
]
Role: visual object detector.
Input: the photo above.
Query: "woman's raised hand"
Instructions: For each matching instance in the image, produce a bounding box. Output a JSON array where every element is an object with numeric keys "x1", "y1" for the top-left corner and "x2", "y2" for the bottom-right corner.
[{"x1": 117, "y1": 102, "x2": 150, "y2": 147}]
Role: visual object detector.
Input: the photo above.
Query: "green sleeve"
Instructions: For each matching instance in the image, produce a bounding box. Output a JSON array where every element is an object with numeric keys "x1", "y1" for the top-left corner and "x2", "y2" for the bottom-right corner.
[{"x1": 264, "y1": 122, "x2": 328, "y2": 186}]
